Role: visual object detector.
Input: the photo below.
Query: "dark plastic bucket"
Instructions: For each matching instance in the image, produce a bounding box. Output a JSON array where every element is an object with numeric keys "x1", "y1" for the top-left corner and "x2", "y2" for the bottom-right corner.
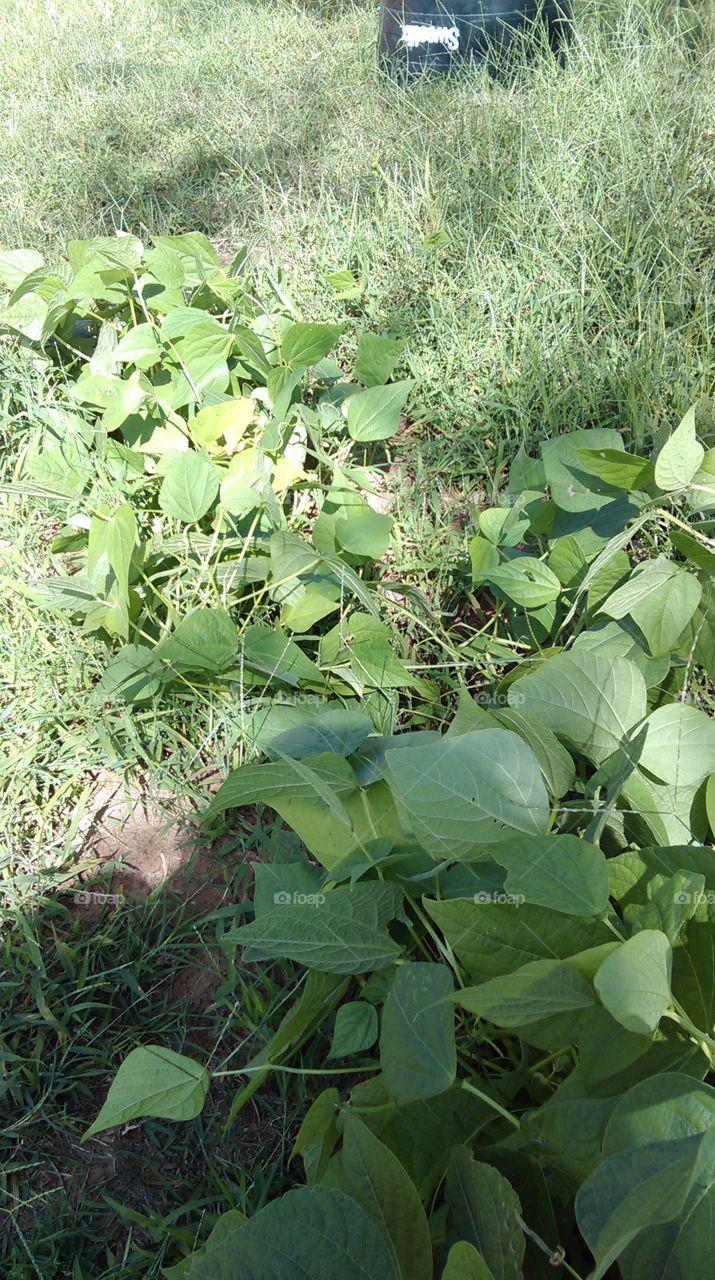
[{"x1": 378, "y1": 2, "x2": 573, "y2": 76}]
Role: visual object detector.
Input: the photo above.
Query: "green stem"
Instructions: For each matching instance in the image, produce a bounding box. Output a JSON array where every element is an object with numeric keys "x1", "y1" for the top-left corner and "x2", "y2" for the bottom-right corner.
[
  {"x1": 215, "y1": 1063, "x2": 382, "y2": 1079},
  {"x1": 461, "y1": 1079, "x2": 520, "y2": 1129}
]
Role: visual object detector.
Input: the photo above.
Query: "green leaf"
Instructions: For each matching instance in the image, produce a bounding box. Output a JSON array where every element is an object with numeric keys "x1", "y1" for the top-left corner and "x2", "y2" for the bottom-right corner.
[
  {"x1": 189, "y1": 1186, "x2": 401, "y2": 1280},
  {"x1": 84, "y1": 1045, "x2": 209, "y2": 1139},
  {"x1": 577, "y1": 447, "x2": 655, "y2": 491},
  {"x1": 228, "y1": 883, "x2": 403, "y2": 974},
  {"x1": 604, "y1": 1072, "x2": 715, "y2": 1156},
  {"x1": 98, "y1": 644, "x2": 163, "y2": 703},
  {"x1": 282, "y1": 321, "x2": 344, "y2": 369},
  {"x1": 354, "y1": 333, "x2": 405, "y2": 387},
  {"x1": 338, "y1": 1114, "x2": 433, "y2": 1280},
  {"x1": 114, "y1": 322, "x2": 162, "y2": 367},
  {"x1": 241, "y1": 623, "x2": 324, "y2": 688},
  {"x1": 489, "y1": 833, "x2": 609, "y2": 916},
  {"x1": 264, "y1": 710, "x2": 373, "y2": 761},
  {"x1": 475, "y1": 556, "x2": 561, "y2": 609},
  {"x1": 0, "y1": 248, "x2": 44, "y2": 288},
  {"x1": 380, "y1": 962, "x2": 456, "y2": 1102},
  {"x1": 521, "y1": 1095, "x2": 617, "y2": 1184},
  {"x1": 292, "y1": 1088, "x2": 341, "y2": 1183},
  {"x1": 470, "y1": 535, "x2": 500, "y2": 580},
  {"x1": 594, "y1": 930, "x2": 672, "y2": 1034},
  {"x1": 442, "y1": 1241, "x2": 495, "y2": 1280},
  {"x1": 425, "y1": 897, "x2": 611, "y2": 981},
  {"x1": 385, "y1": 729, "x2": 549, "y2": 858},
  {"x1": 159, "y1": 451, "x2": 219, "y2": 522},
  {"x1": 542, "y1": 428, "x2": 624, "y2": 512},
  {"x1": 347, "y1": 381, "x2": 415, "y2": 442},
  {"x1": 157, "y1": 608, "x2": 237, "y2": 673},
  {"x1": 329, "y1": 1002, "x2": 378, "y2": 1058},
  {"x1": 576, "y1": 1130, "x2": 715, "y2": 1280},
  {"x1": 457, "y1": 958, "x2": 596, "y2": 1028},
  {"x1": 639, "y1": 703, "x2": 715, "y2": 789},
  {"x1": 204, "y1": 752, "x2": 357, "y2": 818},
  {"x1": 164, "y1": 1210, "x2": 247, "y2": 1280},
  {"x1": 654, "y1": 406, "x2": 704, "y2": 492},
  {"x1": 601, "y1": 559, "x2": 702, "y2": 657},
  {"x1": 334, "y1": 506, "x2": 393, "y2": 560},
  {"x1": 509, "y1": 651, "x2": 646, "y2": 765},
  {"x1": 446, "y1": 1147, "x2": 525, "y2": 1280},
  {"x1": 491, "y1": 707, "x2": 575, "y2": 800}
]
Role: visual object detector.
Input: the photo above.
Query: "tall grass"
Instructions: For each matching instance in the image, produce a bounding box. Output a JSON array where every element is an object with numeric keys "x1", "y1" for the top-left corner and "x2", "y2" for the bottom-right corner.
[{"x1": 1, "y1": 0, "x2": 712, "y2": 466}]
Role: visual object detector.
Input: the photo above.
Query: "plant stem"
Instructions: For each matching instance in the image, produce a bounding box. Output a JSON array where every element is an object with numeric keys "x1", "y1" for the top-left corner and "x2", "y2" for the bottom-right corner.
[{"x1": 461, "y1": 1079, "x2": 520, "y2": 1129}]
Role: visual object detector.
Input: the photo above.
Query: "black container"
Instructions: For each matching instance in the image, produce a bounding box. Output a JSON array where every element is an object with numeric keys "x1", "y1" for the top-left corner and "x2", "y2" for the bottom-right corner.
[{"x1": 379, "y1": 1, "x2": 573, "y2": 76}]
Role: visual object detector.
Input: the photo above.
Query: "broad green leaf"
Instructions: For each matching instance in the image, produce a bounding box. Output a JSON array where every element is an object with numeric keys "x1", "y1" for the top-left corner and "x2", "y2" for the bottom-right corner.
[
  {"x1": 164, "y1": 1210, "x2": 247, "y2": 1280},
  {"x1": 601, "y1": 559, "x2": 702, "y2": 657},
  {"x1": 604, "y1": 1072, "x2": 715, "y2": 1157},
  {"x1": 594, "y1": 930, "x2": 672, "y2": 1034},
  {"x1": 470, "y1": 535, "x2": 500, "y2": 579},
  {"x1": 542, "y1": 428, "x2": 624, "y2": 512},
  {"x1": 190, "y1": 397, "x2": 254, "y2": 448},
  {"x1": 489, "y1": 833, "x2": 609, "y2": 916},
  {"x1": 228, "y1": 883, "x2": 404, "y2": 974},
  {"x1": 334, "y1": 507, "x2": 393, "y2": 560},
  {"x1": 0, "y1": 248, "x2": 44, "y2": 288},
  {"x1": 577, "y1": 447, "x2": 654, "y2": 491},
  {"x1": 282, "y1": 321, "x2": 343, "y2": 369},
  {"x1": 98, "y1": 644, "x2": 163, "y2": 702},
  {"x1": 189, "y1": 1186, "x2": 401, "y2": 1280},
  {"x1": 380, "y1": 962, "x2": 456, "y2": 1102},
  {"x1": 425, "y1": 897, "x2": 611, "y2": 981},
  {"x1": 457, "y1": 958, "x2": 596, "y2": 1028},
  {"x1": 292, "y1": 1088, "x2": 341, "y2": 1183},
  {"x1": 654, "y1": 406, "x2": 704, "y2": 492},
  {"x1": 354, "y1": 333, "x2": 405, "y2": 387},
  {"x1": 157, "y1": 608, "x2": 237, "y2": 673},
  {"x1": 547, "y1": 533, "x2": 587, "y2": 585},
  {"x1": 84, "y1": 1045, "x2": 209, "y2": 1139},
  {"x1": 475, "y1": 556, "x2": 561, "y2": 610},
  {"x1": 521, "y1": 1095, "x2": 617, "y2": 1184},
  {"x1": 442, "y1": 1241, "x2": 495, "y2": 1280},
  {"x1": 491, "y1": 707, "x2": 575, "y2": 799},
  {"x1": 478, "y1": 506, "x2": 531, "y2": 549},
  {"x1": 628, "y1": 870, "x2": 705, "y2": 942},
  {"x1": 639, "y1": 703, "x2": 715, "y2": 789},
  {"x1": 281, "y1": 579, "x2": 342, "y2": 631},
  {"x1": 264, "y1": 710, "x2": 373, "y2": 761},
  {"x1": 204, "y1": 752, "x2": 357, "y2": 818},
  {"x1": 446, "y1": 1147, "x2": 525, "y2": 1280},
  {"x1": 241, "y1": 624, "x2": 324, "y2": 688},
  {"x1": 618, "y1": 1185, "x2": 715, "y2": 1280},
  {"x1": 385, "y1": 729, "x2": 550, "y2": 858},
  {"x1": 576, "y1": 1130, "x2": 715, "y2": 1280},
  {"x1": 509, "y1": 651, "x2": 646, "y2": 764},
  {"x1": 347, "y1": 381, "x2": 415, "y2": 442},
  {"x1": 252, "y1": 862, "x2": 324, "y2": 918},
  {"x1": 159, "y1": 451, "x2": 219, "y2": 522},
  {"x1": 329, "y1": 1002, "x2": 378, "y2": 1058},
  {"x1": 689, "y1": 447, "x2": 715, "y2": 511},
  {"x1": 338, "y1": 1114, "x2": 433, "y2": 1280},
  {"x1": 114, "y1": 322, "x2": 162, "y2": 367}
]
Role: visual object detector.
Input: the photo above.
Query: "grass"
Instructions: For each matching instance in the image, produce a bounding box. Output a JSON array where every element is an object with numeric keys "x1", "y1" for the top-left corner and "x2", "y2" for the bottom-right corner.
[
  {"x1": 1, "y1": 0, "x2": 714, "y2": 1272},
  {"x1": 1, "y1": 0, "x2": 713, "y2": 461}
]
